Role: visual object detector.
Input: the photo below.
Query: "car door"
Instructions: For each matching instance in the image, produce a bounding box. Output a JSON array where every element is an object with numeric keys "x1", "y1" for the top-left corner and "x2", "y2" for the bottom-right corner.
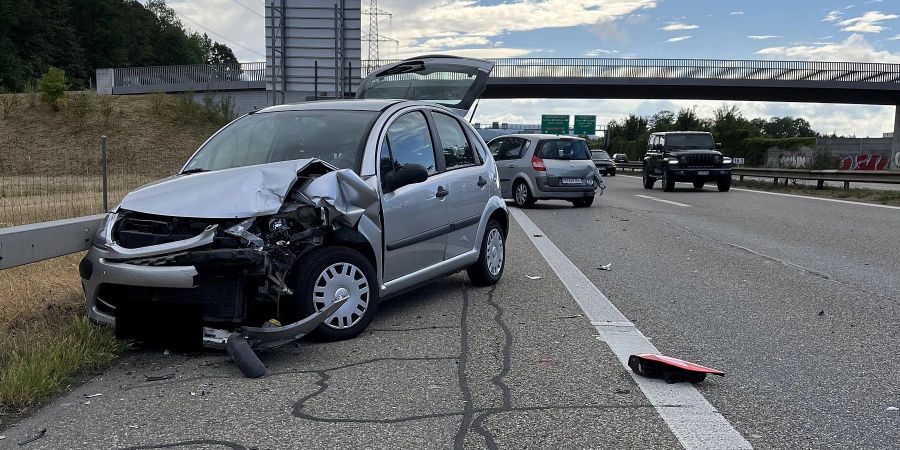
[
  {"x1": 489, "y1": 138, "x2": 514, "y2": 197},
  {"x1": 357, "y1": 55, "x2": 495, "y2": 117},
  {"x1": 379, "y1": 110, "x2": 449, "y2": 282},
  {"x1": 429, "y1": 110, "x2": 490, "y2": 260}
]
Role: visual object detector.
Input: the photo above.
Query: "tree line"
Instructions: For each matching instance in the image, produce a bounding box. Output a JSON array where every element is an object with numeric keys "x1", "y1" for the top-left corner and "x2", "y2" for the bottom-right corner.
[{"x1": 0, "y1": 0, "x2": 238, "y2": 91}]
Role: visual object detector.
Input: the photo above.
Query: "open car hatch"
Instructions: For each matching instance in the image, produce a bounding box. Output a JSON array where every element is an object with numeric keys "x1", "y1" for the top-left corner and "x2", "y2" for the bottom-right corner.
[{"x1": 356, "y1": 55, "x2": 495, "y2": 116}]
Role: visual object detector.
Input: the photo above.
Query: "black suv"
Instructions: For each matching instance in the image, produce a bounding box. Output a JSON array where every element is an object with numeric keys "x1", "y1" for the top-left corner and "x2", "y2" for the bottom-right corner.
[{"x1": 642, "y1": 132, "x2": 732, "y2": 192}]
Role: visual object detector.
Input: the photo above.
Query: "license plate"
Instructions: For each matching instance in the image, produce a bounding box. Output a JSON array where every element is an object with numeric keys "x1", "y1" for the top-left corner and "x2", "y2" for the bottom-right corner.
[
  {"x1": 561, "y1": 178, "x2": 582, "y2": 185},
  {"x1": 697, "y1": 171, "x2": 709, "y2": 176}
]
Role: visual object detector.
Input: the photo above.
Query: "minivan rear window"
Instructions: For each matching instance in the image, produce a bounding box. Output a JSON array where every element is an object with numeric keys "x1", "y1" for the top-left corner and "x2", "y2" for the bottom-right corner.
[{"x1": 538, "y1": 140, "x2": 590, "y2": 160}]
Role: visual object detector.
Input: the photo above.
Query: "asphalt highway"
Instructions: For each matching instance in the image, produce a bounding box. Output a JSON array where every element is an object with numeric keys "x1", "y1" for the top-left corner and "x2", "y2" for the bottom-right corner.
[{"x1": 4, "y1": 175, "x2": 898, "y2": 449}]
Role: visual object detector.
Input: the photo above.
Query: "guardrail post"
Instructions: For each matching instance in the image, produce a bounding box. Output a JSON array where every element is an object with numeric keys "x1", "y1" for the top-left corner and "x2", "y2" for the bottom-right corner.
[
  {"x1": 817, "y1": 180, "x2": 824, "y2": 190},
  {"x1": 843, "y1": 181, "x2": 850, "y2": 190},
  {"x1": 100, "y1": 136, "x2": 108, "y2": 212}
]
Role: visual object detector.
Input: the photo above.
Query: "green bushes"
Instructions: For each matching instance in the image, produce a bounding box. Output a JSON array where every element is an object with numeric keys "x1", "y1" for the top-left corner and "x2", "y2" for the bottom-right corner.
[
  {"x1": 37, "y1": 67, "x2": 68, "y2": 110},
  {"x1": 67, "y1": 91, "x2": 94, "y2": 126},
  {"x1": 173, "y1": 91, "x2": 236, "y2": 125}
]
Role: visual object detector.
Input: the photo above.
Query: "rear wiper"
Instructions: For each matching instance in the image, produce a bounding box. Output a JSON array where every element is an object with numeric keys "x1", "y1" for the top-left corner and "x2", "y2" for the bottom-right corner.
[{"x1": 180, "y1": 168, "x2": 209, "y2": 175}]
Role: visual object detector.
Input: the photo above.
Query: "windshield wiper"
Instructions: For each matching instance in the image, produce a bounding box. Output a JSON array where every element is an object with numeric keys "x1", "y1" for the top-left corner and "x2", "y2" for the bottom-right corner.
[{"x1": 180, "y1": 168, "x2": 209, "y2": 175}]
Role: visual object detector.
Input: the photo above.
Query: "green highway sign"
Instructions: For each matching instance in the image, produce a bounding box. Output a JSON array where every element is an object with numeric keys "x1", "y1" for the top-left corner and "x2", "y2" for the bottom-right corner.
[
  {"x1": 573, "y1": 115, "x2": 596, "y2": 135},
  {"x1": 541, "y1": 115, "x2": 569, "y2": 134}
]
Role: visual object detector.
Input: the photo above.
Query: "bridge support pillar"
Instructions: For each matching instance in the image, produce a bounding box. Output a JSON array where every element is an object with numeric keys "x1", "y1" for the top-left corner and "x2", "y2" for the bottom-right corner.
[{"x1": 893, "y1": 105, "x2": 900, "y2": 170}]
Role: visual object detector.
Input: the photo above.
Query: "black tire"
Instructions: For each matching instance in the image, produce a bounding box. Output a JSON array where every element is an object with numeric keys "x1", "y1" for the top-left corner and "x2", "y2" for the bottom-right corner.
[
  {"x1": 282, "y1": 246, "x2": 379, "y2": 341},
  {"x1": 571, "y1": 196, "x2": 594, "y2": 208},
  {"x1": 642, "y1": 170, "x2": 656, "y2": 189},
  {"x1": 467, "y1": 220, "x2": 505, "y2": 286},
  {"x1": 662, "y1": 170, "x2": 675, "y2": 192},
  {"x1": 513, "y1": 180, "x2": 536, "y2": 208},
  {"x1": 226, "y1": 333, "x2": 266, "y2": 378},
  {"x1": 693, "y1": 181, "x2": 705, "y2": 189},
  {"x1": 609, "y1": 169, "x2": 616, "y2": 177},
  {"x1": 717, "y1": 177, "x2": 731, "y2": 192}
]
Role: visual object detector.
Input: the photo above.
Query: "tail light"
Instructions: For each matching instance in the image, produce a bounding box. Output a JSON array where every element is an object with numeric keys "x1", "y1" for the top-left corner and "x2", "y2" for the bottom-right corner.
[{"x1": 531, "y1": 154, "x2": 546, "y2": 171}]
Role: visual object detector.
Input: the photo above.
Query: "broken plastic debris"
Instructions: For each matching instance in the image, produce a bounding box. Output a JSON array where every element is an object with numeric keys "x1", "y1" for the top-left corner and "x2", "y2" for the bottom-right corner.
[
  {"x1": 817, "y1": 310, "x2": 825, "y2": 316},
  {"x1": 526, "y1": 275, "x2": 542, "y2": 280},
  {"x1": 886, "y1": 406, "x2": 899, "y2": 411},
  {"x1": 84, "y1": 393, "x2": 103, "y2": 398},
  {"x1": 598, "y1": 264, "x2": 612, "y2": 271},
  {"x1": 163, "y1": 349, "x2": 170, "y2": 356},
  {"x1": 533, "y1": 234, "x2": 543, "y2": 237},
  {"x1": 83, "y1": 401, "x2": 91, "y2": 405},
  {"x1": 144, "y1": 373, "x2": 176, "y2": 382},
  {"x1": 614, "y1": 388, "x2": 631, "y2": 395},
  {"x1": 17, "y1": 429, "x2": 46, "y2": 446},
  {"x1": 628, "y1": 354, "x2": 724, "y2": 384}
]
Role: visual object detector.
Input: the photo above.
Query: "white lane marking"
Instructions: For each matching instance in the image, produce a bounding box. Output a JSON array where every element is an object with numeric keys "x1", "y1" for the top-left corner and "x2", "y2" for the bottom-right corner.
[
  {"x1": 510, "y1": 207, "x2": 752, "y2": 450},
  {"x1": 731, "y1": 188, "x2": 900, "y2": 210},
  {"x1": 635, "y1": 194, "x2": 692, "y2": 207},
  {"x1": 618, "y1": 175, "x2": 900, "y2": 210}
]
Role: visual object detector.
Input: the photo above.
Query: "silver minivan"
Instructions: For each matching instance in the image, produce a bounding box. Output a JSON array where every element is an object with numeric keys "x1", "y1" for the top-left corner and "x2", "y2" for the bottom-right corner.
[
  {"x1": 487, "y1": 134, "x2": 604, "y2": 208},
  {"x1": 79, "y1": 56, "x2": 507, "y2": 376}
]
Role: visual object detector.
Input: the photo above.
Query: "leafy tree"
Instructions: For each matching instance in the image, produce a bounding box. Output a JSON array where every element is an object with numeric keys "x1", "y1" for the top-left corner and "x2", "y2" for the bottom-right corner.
[
  {"x1": 648, "y1": 110, "x2": 675, "y2": 132},
  {"x1": 37, "y1": 66, "x2": 68, "y2": 109},
  {"x1": 674, "y1": 107, "x2": 705, "y2": 131}
]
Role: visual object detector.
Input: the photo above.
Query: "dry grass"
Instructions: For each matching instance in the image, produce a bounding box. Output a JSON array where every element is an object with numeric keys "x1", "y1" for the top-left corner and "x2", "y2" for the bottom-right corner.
[
  {"x1": 0, "y1": 255, "x2": 83, "y2": 330},
  {"x1": 734, "y1": 179, "x2": 900, "y2": 206}
]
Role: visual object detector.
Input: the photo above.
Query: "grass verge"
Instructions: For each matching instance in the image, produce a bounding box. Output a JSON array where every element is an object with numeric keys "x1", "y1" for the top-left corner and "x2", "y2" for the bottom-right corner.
[
  {"x1": 733, "y1": 179, "x2": 900, "y2": 207},
  {"x1": 0, "y1": 255, "x2": 127, "y2": 429}
]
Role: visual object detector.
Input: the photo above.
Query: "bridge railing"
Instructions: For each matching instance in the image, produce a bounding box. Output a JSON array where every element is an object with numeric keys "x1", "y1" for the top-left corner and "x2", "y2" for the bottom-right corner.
[
  {"x1": 104, "y1": 62, "x2": 267, "y2": 94},
  {"x1": 363, "y1": 58, "x2": 900, "y2": 84}
]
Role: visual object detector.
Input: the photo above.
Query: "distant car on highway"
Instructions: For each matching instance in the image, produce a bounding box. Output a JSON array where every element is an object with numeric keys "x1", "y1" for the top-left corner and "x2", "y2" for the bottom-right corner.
[
  {"x1": 612, "y1": 153, "x2": 629, "y2": 163},
  {"x1": 590, "y1": 149, "x2": 617, "y2": 176},
  {"x1": 488, "y1": 134, "x2": 604, "y2": 208},
  {"x1": 642, "y1": 131, "x2": 732, "y2": 192}
]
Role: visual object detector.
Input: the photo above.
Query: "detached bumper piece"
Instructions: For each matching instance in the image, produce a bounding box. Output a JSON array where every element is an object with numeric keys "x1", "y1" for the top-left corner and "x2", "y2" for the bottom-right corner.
[{"x1": 628, "y1": 354, "x2": 725, "y2": 384}]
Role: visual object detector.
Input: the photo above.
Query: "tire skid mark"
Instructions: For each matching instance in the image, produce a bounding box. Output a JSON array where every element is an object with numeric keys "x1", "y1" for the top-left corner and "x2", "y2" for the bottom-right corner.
[
  {"x1": 118, "y1": 439, "x2": 248, "y2": 450},
  {"x1": 471, "y1": 285, "x2": 509, "y2": 450},
  {"x1": 452, "y1": 283, "x2": 475, "y2": 450}
]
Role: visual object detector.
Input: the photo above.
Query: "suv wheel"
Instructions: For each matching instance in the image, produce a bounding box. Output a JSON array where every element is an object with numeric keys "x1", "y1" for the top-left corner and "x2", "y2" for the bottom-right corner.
[
  {"x1": 717, "y1": 177, "x2": 732, "y2": 192},
  {"x1": 642, "y1": 170, "x2": 656, "y2": 189},
  {"x1": 608, "y1": 169, "x2": 616, "y2": 177},
  {"x1": 467, "y1": 220, "x2": 505, "y2": 286},
  {"x1": 662, "y1": 170, "x2": 676, "y2": 192},
  {"x1": 571, "y1": 196, "x2": 594, "y2": 208},
  {"x1": 693, "y1": 181, "x2": 705, "y2": 189},
  {"x1": 283, "y1": 246, "x2": 378, "y2": 341},
  {"x1": 513, "y1": 180, "x2": 535, "y2": 208}
]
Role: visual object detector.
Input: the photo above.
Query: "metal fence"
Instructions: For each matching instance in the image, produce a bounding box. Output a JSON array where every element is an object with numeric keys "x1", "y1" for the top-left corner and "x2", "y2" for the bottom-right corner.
[
  {"x1": 362, "y1": 58, "x2": 900, "y2": 84},
  {"x1": 109, "y1": 62, "x2": 267, "y2": 94},
  {"x1": 0, "y1": 136, "x2": 169, "y2": 229}
]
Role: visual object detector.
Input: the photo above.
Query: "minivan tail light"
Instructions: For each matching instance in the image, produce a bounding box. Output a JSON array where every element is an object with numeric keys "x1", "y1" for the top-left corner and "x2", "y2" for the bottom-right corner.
[{"x1": 531, "y1": 154, "x2": 546, "y2": 171}]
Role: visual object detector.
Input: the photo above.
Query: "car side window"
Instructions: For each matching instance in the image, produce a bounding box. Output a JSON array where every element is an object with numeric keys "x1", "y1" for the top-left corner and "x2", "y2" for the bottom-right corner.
[
  {"x1": 384, "y1": 111, "x2": 438, "y2": 175},
  {"x1": 488, "y1": 138, "x2": 504, "y2": 158},
  {"x1": 433, "y1": 112, "x2": 475, "y2": 170}
]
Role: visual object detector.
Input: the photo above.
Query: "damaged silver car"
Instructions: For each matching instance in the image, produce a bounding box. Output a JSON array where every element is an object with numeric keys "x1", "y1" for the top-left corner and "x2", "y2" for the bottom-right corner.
[{"x1": 79, "y1": 56, "x2": 508, "y2": 377}]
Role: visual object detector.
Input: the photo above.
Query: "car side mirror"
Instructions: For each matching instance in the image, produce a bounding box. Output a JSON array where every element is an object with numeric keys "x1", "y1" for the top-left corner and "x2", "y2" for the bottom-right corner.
[
  {"x1": 715, "y1": 142, "x2": 722, "y2": 149},
  {"x1": 385, "y1": 164, "x2": 429, "y2": 192}
]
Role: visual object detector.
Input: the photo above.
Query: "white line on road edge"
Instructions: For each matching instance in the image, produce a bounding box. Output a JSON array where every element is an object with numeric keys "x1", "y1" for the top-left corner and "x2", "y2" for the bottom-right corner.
[
  {"x1": 509, "y1": 207, "x2": 752, "y2": 450},
  {"x1": 635, "y1": 194, "x2": 692, "y2": 207},
  {"x1": 731, "y1": 188, "x2": 900, "y2": 210}
]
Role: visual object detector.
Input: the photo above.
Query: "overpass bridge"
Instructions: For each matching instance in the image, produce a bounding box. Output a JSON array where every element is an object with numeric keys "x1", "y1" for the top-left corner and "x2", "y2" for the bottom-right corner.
[{"x1": 96, "y1": 57, "x2": 900, "y2": 161}]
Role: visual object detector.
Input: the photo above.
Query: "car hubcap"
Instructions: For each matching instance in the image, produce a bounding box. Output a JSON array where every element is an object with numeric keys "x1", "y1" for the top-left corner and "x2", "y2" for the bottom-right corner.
[
  {"x1": 486, "y1": 228, "x2": 504, "y2": 276},
  {"x1": 515, "y1": 184, "x2": 527, "y2": 205},
  {"x1": 313, "y1": 262, "x2": 369, "y2": 330}
]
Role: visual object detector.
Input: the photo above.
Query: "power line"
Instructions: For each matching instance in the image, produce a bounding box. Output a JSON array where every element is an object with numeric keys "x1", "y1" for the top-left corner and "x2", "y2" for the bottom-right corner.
[
  {"x1": 230, "y1": 0, "x2": 263, "y2": 18},
  {"x1": 176, "y1": 13, "x2": 266, "y2": 58}
]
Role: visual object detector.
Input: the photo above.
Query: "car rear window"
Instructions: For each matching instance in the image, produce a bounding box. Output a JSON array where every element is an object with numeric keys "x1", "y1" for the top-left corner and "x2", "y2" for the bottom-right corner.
[
  {"x1": 538, "y1": 139, "x2": 590, "y2": 160},
  {"x1": 591, "y1": 150, "x2": 611, "y2": 160}
]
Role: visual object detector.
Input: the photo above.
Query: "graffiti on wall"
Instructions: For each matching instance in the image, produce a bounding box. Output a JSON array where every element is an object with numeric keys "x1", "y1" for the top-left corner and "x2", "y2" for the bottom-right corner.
[{"x1": 838, "y1": 153, "x2": 889, "y2": 170}]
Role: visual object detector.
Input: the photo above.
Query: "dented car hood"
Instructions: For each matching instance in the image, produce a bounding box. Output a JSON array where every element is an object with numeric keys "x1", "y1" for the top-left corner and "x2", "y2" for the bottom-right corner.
[{"x1": 117, "y1": 159, "x2": 378, "y2": 221}]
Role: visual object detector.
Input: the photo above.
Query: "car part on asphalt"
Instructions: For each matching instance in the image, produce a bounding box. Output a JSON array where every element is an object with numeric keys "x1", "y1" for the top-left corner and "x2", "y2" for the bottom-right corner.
[{"x1": 628, "y1": 354, "x2": 725, "y2": 384}]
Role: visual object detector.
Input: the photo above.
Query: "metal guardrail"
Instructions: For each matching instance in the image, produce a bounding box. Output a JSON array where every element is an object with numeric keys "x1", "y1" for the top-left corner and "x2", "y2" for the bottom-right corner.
[
  {"x1": 613, "y1": 162, "x2": 900, "y2": 188},
  {"x1": 0, "y1": 215, "x2": 103, "y2": 270},
  {"x1": 110, "y1": 62, "x2": 267, "y2": 94},
  {"x1": 363, "y1": 58, "x2": 900, "y2": 85}
]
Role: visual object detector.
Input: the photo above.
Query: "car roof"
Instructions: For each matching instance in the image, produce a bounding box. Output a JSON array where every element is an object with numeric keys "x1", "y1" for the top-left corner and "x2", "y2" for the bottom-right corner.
[
  {"x1": 256, "y1": 99, "x2": 403, "y2": 113},
  {"x1": 651, "y1": 131, "x2": 713, "y2": 136},
  {"x1": 490, "y1": 134, "x2": 585, "y2": 141}
]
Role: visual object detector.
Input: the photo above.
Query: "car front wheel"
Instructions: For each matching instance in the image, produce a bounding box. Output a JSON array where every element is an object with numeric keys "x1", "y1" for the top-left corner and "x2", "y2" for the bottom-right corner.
[
  {"x1": 662, "y1": 170, "x2": 676, "y2": 192},
  {"x1": 717, "y1": 177, "x2": 732, "y2": 192},
  {"x1": 467, "y1": 220, "x2": 505, "y2": 286},
  {"x1": 283, "y1": 246, "x2": 378, "y2": 341},
  {"x1": 642, "y1": 170, "x2": 656, "y2": 189}
]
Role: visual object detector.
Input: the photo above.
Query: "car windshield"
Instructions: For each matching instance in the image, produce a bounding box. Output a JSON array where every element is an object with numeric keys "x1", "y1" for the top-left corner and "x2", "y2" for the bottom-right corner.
[
  {"x1": 591, "y1": 150, "x2": 611, "y2": 160},
  {"x1": 538, "y1": 139, "x2": 591, "y2": 160},
  {"x1": 665, "y1": 134, "x2": 715, "y2": 149},
  {"x1": 183, "y1": 110, "x2": 378, "y2": 173}
]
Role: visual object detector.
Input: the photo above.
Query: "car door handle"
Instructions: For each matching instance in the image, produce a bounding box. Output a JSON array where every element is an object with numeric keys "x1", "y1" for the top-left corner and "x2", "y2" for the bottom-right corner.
[
  {"x1": 506, "y1": 164, "x2": 515, "y2": 168},
  {"x1": 477, "y1": 176, "x2": 488, "y2": 187},
  {"x1": 436, "y1": 186, "x2": 450, "y2": 198}
]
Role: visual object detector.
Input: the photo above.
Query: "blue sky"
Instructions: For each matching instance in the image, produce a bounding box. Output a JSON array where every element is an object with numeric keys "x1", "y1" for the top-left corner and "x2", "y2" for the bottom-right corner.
[{"x1": 172, "y1": 0, "x2": 900, "y2": 136}]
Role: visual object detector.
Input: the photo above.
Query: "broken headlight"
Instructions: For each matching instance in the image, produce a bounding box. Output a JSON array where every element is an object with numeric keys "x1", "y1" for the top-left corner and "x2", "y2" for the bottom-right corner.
[
  {"x1": 224, "y1": 218, "x2": 264, "y2": 249},
  {"x1": 92, "y1": 213, "x2": 116, "y2": 249}
]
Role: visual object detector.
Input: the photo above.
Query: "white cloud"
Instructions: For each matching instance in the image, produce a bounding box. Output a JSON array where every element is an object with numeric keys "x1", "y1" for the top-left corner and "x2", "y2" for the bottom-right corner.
[
  {"x1": 837, "y1": 11, "x2": 898, "y2": 33},
  {"x1": 661, "y1": 22, "x2": 699, "y2": 31},
  {"x1": 666, "y1": 36, "x2": 692, "y2": 43},
  {"x1": 756, "y1": 33, "x2": 900, "y2": 62},
  {"x1": 730, "y1": 11, "x2": 744, "y2": 15},
  {"x1": 823, "y1": 10, "x2": 844, "y2": 22},
  {"x1": 889, "y1": 34, "x2": 900, "y2": 40},
  {"x1": 747, "y1": 35, "x2": 781, "y2": 40},
  {"x1": 584, "y1": 49, "x2": 620, "y2": 57}
]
